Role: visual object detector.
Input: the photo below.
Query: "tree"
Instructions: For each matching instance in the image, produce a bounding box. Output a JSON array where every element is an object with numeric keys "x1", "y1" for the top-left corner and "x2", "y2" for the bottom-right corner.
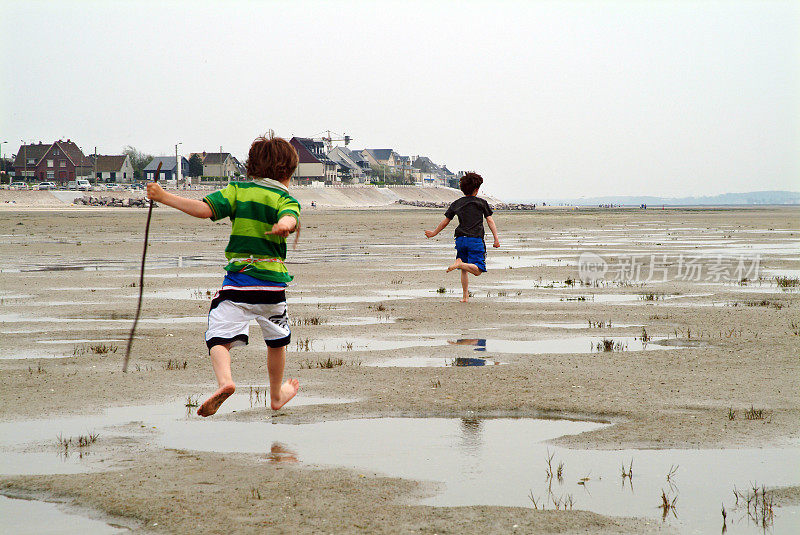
[
  {"x1": 188, "y1": 153, "x2": 204, "y2": 177},
  {"x1": 122, "y1": 146, "x2": 154, "y2": 180},
  {"x1": 0, "y1": 156, "x2": 12, "y2": 184}
]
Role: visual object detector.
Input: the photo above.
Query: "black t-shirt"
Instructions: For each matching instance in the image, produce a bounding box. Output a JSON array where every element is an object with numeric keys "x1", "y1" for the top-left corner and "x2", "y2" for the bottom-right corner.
[{"x1": 444, "y1": 196, "x2": 493, "y2": 238}]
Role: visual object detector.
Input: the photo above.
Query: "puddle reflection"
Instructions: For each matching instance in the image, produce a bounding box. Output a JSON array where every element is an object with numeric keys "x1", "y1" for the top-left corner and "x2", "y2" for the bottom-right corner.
[
  {"x1": 447, "y1": 336, "x2": 690, "y2": 354},
  {"x1": 0, "y1": 494, "x2": 125, "y2": 534},
  {"x1": 294, "y1": 337, "x2": 448, "y2": 353},
  {"x1": 370, "y1": 356, "x2": 501, "y2": 367},
  {"x1": 157, "y1": 417, "x2": 800, "y2": 534}
]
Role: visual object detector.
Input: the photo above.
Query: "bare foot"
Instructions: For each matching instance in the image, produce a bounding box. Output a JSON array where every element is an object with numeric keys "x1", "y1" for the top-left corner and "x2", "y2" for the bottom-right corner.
[
  {"x1": 460, "y1": 297, "x2": 469, "y2": 303},
  {"x1": 197, "y1": 383, "x2": 235, "y2": 417},
  {"x1": 271, "y1": 378, "x2": 299, "y2": 410},
  {"x1": 447, "y1": 259, "x2": 463, "y2": 273}
]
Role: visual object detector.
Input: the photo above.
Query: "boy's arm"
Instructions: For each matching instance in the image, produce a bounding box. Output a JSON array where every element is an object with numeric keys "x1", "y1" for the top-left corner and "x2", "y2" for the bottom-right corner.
[
  {"x1": 425, "y1": 218, "x2": 451, "y2": 238},
  {"x1": 486, "y1": 215, "x2": 500, "y2": 247},
  {"x1": 266, "y1": 214, "x2": 298, "y2": 237},
  {"x1": 147, "y1": 183, "x2": 212, "y2": 219}
]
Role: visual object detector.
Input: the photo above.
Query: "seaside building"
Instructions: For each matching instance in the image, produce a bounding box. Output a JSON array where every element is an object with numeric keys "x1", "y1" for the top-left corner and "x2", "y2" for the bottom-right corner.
[
  {"x1": 290, "y1": 137, "x2": 338, "y2": 185},
  {"x1": 91, "y1": 154, "x2": 135, "y2": 183},
  {"x1": 327, "y1": 146, "x2": 368, "y2": 183},
  {"x1": 411, "y1": 156, "x2": 445, "y2": 187},
  {"x1": 12, "y1": 140, "x2": 92, "y2": 186},
  {"x1": 188, "y1": 152, "x2": 238, "y2": 180},
  {"x1": 143, "y1": 156, "x2": 189, "y2": 183}
]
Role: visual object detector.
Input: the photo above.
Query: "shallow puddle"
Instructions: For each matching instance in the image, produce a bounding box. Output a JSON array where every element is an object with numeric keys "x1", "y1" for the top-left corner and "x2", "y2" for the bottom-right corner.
[
  {"x1": 446, "y1": 336, "x2": 688, "y2": 354},
  {"x1": 0, "y1": 397, "x2": 797, "y2": 533},
  {"x1": 0, "y1": 351, "x2": 74, "y2": 360},
  {"x1": 501, "y1": 292, "x2": 714, "y2": 305},
  {"x1": 0, "y1": 293, "x2": 34, "y2": 300},
  {"x1": 294, "y1": 336, "x2": 447, "y2": 353},
  {"x1": 0, "y1": 494, "x2": 126, "y2": 534},
  {"x1": 0, "y1": 312, "x2": 208, "y2": 325},
  {"x1": 763, "y1": 268, "x2": 800, "y2": 278},
  {"x1": 326, "y1": 316, "x2": 395, "y2": 326},
  {"x1": 528, "y1": 322, "x2": 643, "y2": 330},
  {"x1": 145, "y1": 288, "x2": 214, "y2": 300},
  {"x1": 36, "y1": 339, "x2": 125, "y2": 345},
  {"x1": 370, "y1": 356, "x2": 501, "y2": 367},
  {"x1": 0, "y1": 394, "x2": 355, "y2": 476},
  {"x1": 158, "y1": 417, "x2": 800, "y2": 534},
  {"x1": 288, "y1": 294, "x2": 405, "y2": 304},
  {"x1": 486, "y1": 255, "x2": 579, "y2": 269},
  {"x1": 1, "y1": 255, "x2": 220, "y2": 273}
]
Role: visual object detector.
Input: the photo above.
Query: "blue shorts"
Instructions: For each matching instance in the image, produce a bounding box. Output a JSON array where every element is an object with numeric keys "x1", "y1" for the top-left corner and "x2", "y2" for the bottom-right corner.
[{"x1": 455, "y1": 236, "x2": 486, "y2": 272}]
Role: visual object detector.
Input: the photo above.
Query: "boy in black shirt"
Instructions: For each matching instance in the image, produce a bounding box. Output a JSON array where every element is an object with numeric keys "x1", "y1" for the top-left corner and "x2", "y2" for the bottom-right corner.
[{"x1": 425, "y1": 172, "x2": 500, "y2": 302}]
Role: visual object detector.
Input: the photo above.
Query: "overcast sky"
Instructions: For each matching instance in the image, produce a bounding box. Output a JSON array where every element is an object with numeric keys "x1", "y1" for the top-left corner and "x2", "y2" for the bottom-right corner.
[{"x1": 2, "y1": 0, "x2": 797, "y2": 200}]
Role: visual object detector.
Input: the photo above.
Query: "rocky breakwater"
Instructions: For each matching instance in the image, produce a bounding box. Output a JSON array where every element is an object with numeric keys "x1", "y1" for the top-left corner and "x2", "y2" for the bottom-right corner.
[
  {"x1": 73, "y1": 195, "x2": 151, "y2": 208},
  {"x1": 396, "y1": 199, "x2": 536, "y2": 210}
]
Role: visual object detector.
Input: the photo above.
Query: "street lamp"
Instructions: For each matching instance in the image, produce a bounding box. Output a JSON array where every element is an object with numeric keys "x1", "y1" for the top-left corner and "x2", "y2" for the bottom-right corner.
[
  {"x1": 0, "y1": 141, "x2": 7, "y2": 185},
  {"x1": 20, "y1": 139, "x2": 26, "y2": 184},
  {"x1": 175, "y1": 142, "x2": 182, "y2": 187}
]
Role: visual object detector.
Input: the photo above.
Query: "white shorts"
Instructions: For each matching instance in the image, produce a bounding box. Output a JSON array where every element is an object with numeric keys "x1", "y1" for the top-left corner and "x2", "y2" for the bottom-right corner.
[{"x1": 205, "y1": 287, "x2": 291, "y2": 350}]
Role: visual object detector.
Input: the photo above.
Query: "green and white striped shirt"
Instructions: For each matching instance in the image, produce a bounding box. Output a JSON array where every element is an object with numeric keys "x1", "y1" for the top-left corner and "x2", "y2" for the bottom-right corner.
[{"x1": 203, "y1": 178, "x2": 301, "y2": 283}]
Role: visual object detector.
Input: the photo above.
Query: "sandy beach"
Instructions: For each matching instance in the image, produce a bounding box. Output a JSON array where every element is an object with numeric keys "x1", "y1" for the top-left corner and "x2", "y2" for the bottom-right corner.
[{"x1": 1, "y1": 203, "x2": 798, "y2": 534}]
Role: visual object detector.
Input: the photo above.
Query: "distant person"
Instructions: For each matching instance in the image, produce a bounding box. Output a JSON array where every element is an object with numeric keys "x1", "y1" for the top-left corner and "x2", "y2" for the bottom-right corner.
[
  {"x1": 146, "y1": 132, "x2": 301, "y2": 416},
  {"x1": 424, "y1": 172, "x2": 500, "y2": 302}
]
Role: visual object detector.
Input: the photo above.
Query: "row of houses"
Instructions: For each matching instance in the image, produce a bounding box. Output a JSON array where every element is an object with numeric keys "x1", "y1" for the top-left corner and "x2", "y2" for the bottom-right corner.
[
  {"x1": 8, "y1": 141, "x2": 243, "y2": 185},
  {"x1": 290, "y1": 137, "x2": 461, "y2": 187},
  {"x1": 141, "y1": 152, "x2": 242, "y2": 182},
  {"x1": 7, "y1": 138, "x2": 463, "y2": 188}
]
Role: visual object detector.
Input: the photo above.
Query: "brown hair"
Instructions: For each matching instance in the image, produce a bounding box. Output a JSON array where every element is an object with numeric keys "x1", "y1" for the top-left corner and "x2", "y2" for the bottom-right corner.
[
  {"x1": 459, "y1": 172, "x2": 483, "y2": 195},
  {"x1": 246, "y1": 131, "x2": 298, "y2": 181}
]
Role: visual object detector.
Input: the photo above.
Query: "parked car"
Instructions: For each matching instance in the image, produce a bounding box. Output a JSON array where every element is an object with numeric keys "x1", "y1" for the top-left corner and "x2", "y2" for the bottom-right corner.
[
  {"x1": 38, "y1": 181, "x2": 57, "y2": 190},
  {"x1": 68, "y1": 179, "x2": 91, "y2": 191},
  {"x1": 9, "y1": 181, "x2": 27, "y2": 190}
]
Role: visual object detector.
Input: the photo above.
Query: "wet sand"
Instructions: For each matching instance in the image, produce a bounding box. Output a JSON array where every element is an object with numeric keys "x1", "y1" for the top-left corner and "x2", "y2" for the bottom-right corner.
[{"x1": 1, "y1": 206, "x2": 798, "y2": 533}]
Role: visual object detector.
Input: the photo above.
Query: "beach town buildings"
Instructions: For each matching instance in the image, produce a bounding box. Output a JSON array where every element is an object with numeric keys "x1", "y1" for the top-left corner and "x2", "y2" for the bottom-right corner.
[
  {"x1": 91, "y1": 154, "x2": 134, "y2": 183},
  {"x1": 360, "y1": 149, "x2": 397, "y2": 169},
  {"x1": 290, "y1": 137, "x2": 338, "y2": 185},
  {"x1": 12, "y1": 140, "x2": 93, "y2": 186},
  {"x1": 327, "y1": 146, "x2": 369, "y2": 183},
  {"x1": 8, "y1": 134, "x2": 466, "y2": 189},
  {"x1": 411, "y1": 156, "x2": 453, "y2": 187},
  {"x1": 143, "y1": 156, "x2": 189, "y2": 182},
  {"x1": 188, "y1": 151, "x2": 239, "y2": 180}
]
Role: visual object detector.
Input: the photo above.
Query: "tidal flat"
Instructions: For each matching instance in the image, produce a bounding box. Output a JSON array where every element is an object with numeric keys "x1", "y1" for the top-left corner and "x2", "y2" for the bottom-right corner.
[{"x1": 1, "y1": 205, "x2": 799, "y2": 534}]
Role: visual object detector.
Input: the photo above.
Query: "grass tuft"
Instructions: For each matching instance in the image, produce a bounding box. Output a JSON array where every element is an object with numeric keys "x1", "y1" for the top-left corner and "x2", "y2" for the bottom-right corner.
[
  {"x1": 164, "y1": 359, "x2": 188, "y2": 370},
  {"x1": 743, "y1": 405, "x2": 769, "y2": 420},
  {"x1": 300, "y1": 357, "x2": 359, "y2": 369},
  {"x1": 775, "y1": 276, "x2": 799, "y2": 288}
]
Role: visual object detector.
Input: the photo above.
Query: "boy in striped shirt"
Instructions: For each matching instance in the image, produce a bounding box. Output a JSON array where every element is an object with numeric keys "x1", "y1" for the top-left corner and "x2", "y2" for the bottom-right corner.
[{"x1": 147, "y1": 133, "x2": 301, "y2": 416}]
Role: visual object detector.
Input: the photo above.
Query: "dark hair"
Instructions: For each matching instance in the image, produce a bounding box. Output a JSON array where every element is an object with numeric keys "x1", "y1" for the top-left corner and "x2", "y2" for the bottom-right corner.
[
  {"x1": 459, "y1": 172, "x2": 483, "y2": 195},
  {"x1": 246, "y1": 131, "x2": 298, "y2": 181}
]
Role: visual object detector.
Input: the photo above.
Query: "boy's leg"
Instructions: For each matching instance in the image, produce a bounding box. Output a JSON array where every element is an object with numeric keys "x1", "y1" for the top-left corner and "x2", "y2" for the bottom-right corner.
[
  {"x1": 460, "y1": 269, "x2": 470, "y2": 302},
  {"x1": 448, "y1": 238, "x2": 482, "y2": 276},
  {"x1": 210, "y1": 343, "x2": 234, "y2": 387},
  {"x1": 448, "y1": 258, "x2": 482, "y2": 276},
  {"x1": 198, "y1": 342, "x2": 236, "y2": 417},
  {"x1": 267, "y1": 345, "x2": 299, "y2": 410},
  {"x1": 200, "y1": 298, "x2": 251, "y2": 417}
]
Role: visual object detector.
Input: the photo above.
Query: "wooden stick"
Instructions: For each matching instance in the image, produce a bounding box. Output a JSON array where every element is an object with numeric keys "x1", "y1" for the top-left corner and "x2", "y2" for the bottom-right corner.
[{"x1": 122, "y1": 161, "x2": 162, "y2": 372}]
